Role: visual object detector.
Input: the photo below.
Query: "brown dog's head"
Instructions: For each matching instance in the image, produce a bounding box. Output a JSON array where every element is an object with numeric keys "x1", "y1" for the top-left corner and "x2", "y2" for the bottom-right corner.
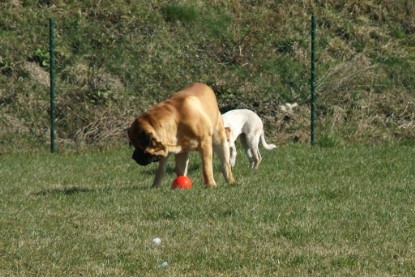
[{"x1": 127, "y1": 117, "x2": 167, "y2": 166}]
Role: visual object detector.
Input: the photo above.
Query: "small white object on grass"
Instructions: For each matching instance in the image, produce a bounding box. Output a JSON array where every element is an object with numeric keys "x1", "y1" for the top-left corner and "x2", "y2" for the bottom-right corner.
[
  {"x1": 158, "y1": 261, "x2": 168, "y2": 268},
  {"x1": 280, "y1": 102, "x2": 298, "y2": 113},
  {"x1": 152, "y1": 237, "x2": 161, "y2": 245}
]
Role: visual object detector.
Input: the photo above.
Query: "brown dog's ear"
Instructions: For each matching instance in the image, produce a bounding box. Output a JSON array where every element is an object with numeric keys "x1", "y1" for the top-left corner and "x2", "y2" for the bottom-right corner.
[
  {"x1": 126, "y1": 127, "x2": 132, "y2": 147},
  {"x1": 146, "y1": 134, "x2": 167, "y2": 157},
  {"x1": 139, "y1": 132, "x2": 152, "y2": 149},
  {"x1": 127, "y1": 126, "x2": 133, "y2": 140}
]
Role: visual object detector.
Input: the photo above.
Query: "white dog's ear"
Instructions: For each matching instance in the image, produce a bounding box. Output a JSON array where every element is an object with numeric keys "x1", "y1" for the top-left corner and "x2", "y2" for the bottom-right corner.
[{"x1": 224, "y1": 127, "x2": 231, "y2": 141}]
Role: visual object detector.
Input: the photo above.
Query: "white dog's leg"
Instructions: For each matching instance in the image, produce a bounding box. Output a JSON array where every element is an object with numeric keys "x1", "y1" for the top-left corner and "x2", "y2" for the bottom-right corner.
[
  {"x1": 213, "y1": 139, "x2": 234, "y2": 185},
  {"x1": 248, "y1": 133, "x2": 262, "y2": 169},
  {"x1": 255, "y1": 148, "x2": 262, "y2": 169},
  {"x1": 245, "y1": 148, "x2": 254, "y2": 168},
  {"x1": 229, "y1": 143, "x2": 237, "y2": 168},
  {"x1": 239, "y1": 135, "x2": 254, "y2": 167}
]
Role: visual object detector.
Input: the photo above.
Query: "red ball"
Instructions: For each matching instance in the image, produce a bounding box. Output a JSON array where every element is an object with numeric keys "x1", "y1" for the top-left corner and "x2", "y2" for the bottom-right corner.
[{"x1": 171, "y1": 176, "x2": 192, "y2": 190}]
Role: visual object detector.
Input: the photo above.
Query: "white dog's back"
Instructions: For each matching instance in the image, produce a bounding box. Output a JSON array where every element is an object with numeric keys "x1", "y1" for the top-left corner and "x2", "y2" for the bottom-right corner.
[
  {"x1": 222, "y1": 109, "x2": 276, "y2": 168},
  {"x1": 222, "y1": 109, "x2": 260, "y2": 141}
]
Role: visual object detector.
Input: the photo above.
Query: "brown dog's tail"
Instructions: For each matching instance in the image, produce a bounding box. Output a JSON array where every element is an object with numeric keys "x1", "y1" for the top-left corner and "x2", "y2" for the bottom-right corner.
[{"x1": 260, "y1": 131, "x2": 277, "y2": 150}]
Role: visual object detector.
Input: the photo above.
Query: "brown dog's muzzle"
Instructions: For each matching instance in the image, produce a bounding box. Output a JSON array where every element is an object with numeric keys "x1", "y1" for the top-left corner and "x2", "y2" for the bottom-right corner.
[{"x1": 132, "y1": 149, "x2": 162, "y2": 166}]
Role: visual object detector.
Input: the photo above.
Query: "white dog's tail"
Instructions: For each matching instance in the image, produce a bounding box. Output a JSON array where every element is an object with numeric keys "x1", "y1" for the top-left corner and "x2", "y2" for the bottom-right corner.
[{"x1": 260, "y1": 131, "x2": 277, "y2": 150}]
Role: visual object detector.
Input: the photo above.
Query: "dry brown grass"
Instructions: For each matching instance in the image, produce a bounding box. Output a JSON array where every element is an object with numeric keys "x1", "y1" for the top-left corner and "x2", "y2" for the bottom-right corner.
[
  {"x1": 0, "y1": 1, "x2": 414, "y2": 151},
  {"x1": 73, "y1": 107, "x2": 132, "y2": 147}
]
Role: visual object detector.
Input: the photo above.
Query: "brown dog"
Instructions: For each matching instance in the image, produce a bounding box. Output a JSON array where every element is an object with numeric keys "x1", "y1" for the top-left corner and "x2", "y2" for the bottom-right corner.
[{"x1": 127, "y1": 83, "x2": 234, "y2": 188}]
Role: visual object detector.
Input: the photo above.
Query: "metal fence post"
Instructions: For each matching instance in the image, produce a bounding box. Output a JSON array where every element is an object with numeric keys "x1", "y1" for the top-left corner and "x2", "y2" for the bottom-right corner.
[
  {"x1": 49, "y1": 18, "x2": 56, "y2": 153},
  {"x1": 310, "y1": 15, "x2": 316, "y2": 146}
]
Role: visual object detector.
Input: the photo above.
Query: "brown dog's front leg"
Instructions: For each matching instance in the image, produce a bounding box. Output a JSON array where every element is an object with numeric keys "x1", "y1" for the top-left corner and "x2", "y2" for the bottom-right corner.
[
  {"x1": 174, "y1": 152, "x2": 189, "y2": 176},
  {"x1": 152, "y1": 157, "x2": 168, "y2": 188},
  {"x1": 200, "y1": 139, "x2": 216, "y2": 188}
]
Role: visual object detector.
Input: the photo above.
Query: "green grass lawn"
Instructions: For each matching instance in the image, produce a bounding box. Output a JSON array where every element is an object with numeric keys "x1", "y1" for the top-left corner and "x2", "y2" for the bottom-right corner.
[{"x1": 0, "y1": 145, "x2": 414, "y2": 276}]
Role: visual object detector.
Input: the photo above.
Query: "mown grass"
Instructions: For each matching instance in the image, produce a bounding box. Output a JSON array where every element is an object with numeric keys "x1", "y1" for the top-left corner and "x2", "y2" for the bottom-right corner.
[{"x1": 1, "y1": 145, "x2": 414, "y2": 276}]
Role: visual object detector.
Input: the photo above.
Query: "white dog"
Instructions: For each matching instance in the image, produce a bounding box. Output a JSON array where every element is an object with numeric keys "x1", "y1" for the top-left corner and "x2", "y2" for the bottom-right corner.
[{"x1": 222, "y1": 109, "x2": 276, "y2": 169}]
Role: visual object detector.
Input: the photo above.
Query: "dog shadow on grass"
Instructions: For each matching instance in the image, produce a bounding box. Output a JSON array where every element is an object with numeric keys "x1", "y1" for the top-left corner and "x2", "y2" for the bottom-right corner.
[
  {"x1": 33, "y1": 185, "x2": 150, "y2": 197},
  {"x1": 33, "y1": 163, "x2": 202, "y2": 196},
  {"x1": 34, "y1": 186, "x2": 95, "y2": 196},
  {"x1": 31, "y1": 160, "x2": 200, "y2": 196}
]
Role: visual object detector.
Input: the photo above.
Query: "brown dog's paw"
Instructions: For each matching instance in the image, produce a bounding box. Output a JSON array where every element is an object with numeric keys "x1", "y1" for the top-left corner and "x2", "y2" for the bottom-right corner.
[
  {"x1": 227, "y1": 178, "x2": 243, "y2": 187},
  {"x1": 205, "y1": 183, "x2": 218, "y2": 189}
]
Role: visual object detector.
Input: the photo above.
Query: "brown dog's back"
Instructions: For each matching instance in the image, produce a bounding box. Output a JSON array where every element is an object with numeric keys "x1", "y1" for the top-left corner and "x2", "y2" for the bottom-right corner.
[{"x1": 145, "y1": 83, "x2": 222, "y2": 152}]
